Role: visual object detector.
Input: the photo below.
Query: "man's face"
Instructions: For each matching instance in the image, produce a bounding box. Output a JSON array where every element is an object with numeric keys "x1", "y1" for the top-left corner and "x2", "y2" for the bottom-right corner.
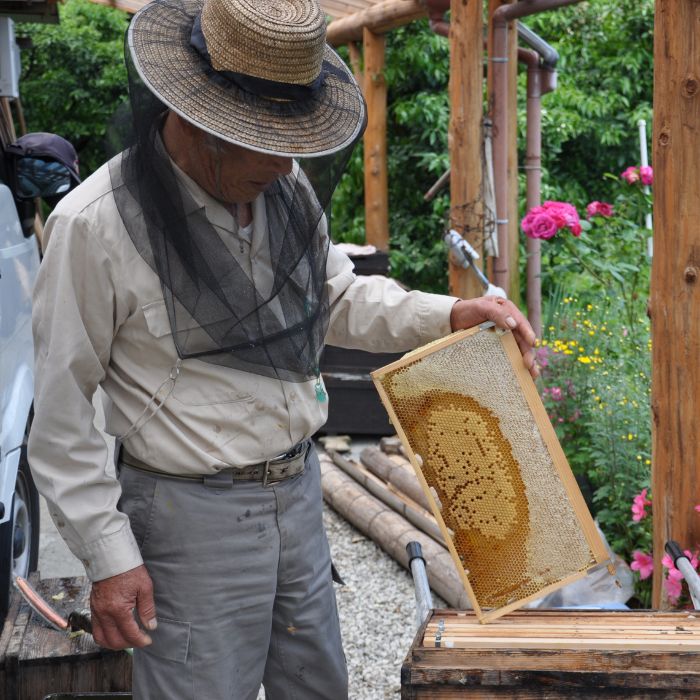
[{"x1": 195, "y1": 129, "x2": 294, "y2": 204}]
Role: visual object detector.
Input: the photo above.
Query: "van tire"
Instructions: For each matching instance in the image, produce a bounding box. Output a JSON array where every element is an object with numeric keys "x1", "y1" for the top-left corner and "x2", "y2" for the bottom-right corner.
[{"x1": 0, "y1": 447, "x2": 40, "y2": 623}]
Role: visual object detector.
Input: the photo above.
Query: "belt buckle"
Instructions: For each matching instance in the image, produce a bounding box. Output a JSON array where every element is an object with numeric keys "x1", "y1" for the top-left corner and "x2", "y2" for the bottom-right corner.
[{"x1": 262, "y1": 459, "x2": 273, "y2": 487}]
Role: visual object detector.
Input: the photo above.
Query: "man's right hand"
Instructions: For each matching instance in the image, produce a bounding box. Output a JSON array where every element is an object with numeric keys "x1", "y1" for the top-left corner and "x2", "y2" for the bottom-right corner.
[{"x1": 90, "y1": 564, "x2": 157, "y2": 649}]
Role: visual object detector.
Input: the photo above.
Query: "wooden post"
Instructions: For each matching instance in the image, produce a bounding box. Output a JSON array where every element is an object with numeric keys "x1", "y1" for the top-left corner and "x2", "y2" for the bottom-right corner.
[
  {"x1": 448, "y1": 0, "x2": 484, "y2": 300},
  {"x1": 347, "y1": 41, "x2": 364, "y2": 92},
  {"x1": 486, "y1": 0, "x2": 518, "y2": 298},
  {"x1": 651, "y1": 0, "x2": 700, "y2": 607},
  {"x1": 506, "y1": 17, "x2": 520, "y2": 304},
  {"x1": 363, "y1": 27, "x2": 389, "y2": 250}
]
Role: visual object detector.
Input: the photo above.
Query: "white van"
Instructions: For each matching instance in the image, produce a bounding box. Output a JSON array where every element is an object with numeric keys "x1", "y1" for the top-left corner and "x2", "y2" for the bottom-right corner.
[{"x1": 0, "y1": 180, "x2": 40, "y2": 621}]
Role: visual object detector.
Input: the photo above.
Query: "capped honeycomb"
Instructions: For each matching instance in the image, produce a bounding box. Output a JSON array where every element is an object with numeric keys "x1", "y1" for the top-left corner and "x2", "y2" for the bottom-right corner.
[{"x1": 372, "y1": 327, "x2": 611, "y2": 621}]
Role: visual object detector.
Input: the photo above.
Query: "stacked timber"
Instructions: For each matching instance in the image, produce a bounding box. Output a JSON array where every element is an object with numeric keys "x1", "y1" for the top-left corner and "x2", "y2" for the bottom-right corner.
[
  {"x1": 402, "y1": 609, "x2": 700, "y2": 698},
  {"x1": 319, "y1": 442, "x2": 470, "y2": 609}
]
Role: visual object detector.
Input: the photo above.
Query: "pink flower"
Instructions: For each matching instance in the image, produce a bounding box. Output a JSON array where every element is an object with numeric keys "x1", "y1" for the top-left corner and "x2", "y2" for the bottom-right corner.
[
  {"x1": 535, "y1": 346, "x2": 550, "y2": 369},
  {"x1": 586, "y1": 201, "x2": 614, "y2": 219},
  {"x1": 630, "y1": 551, "x2": 654, "y2": 580},
  {"x1": 621, "y1": 166, "x2": 640, "y2": 184},
  {"x1": 662, "y1": 553, "x2": 688, "y2": 603},
  {"x1": 521, "y1": 201, "x2": 581, "y2": 240},
  {"x1": 639, "y1": 165, "x2": 653, "y2": 186},
  {"x1": 550, "y1": 386, "x2": 563, "y2": 401},
  {"x1": 543, "y1": 201, "x2": 580, "y2": 232},
  {"x1": 694, "y1": 504, "x2": 700, "y2": 514},
  {"x1": 664, "y1": 574, "x2": 683, "y2": 603},
  {"x1": 529, "y1": 213, "x2": 558, "y2": 240},
  {"x1": 631, "y1": 488, "x2": 652, "y2": 522},
  {"x1": 521, "y1": 207, "x2": 543, "y2": 236}
]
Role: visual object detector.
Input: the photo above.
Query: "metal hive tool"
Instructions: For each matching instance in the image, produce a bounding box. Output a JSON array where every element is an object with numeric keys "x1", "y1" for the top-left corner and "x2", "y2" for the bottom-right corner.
[{"x1": 371, "y1": 325, "x2": 613, "y2": 623}]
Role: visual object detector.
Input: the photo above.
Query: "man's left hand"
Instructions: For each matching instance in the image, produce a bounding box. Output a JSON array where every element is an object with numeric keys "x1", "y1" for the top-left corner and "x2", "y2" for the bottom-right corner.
[{"x1": 450, "y1": 297, "x2": 538, "y2": 378}]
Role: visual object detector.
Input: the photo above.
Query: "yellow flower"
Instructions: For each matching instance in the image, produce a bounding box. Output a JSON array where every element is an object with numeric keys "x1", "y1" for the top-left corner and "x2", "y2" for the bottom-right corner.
[{"x1": 577, "y1": 356, "x2": 592, "y2": 364}]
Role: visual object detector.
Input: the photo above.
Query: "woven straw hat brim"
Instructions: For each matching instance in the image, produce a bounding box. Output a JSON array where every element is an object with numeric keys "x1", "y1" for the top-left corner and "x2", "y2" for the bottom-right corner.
[{"x1": 128, "y1": 0, "x2": 366, "y2": 158}]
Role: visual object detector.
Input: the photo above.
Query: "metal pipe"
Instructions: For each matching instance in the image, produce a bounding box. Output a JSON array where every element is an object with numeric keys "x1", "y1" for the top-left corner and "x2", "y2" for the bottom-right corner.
[
  {"x1": 517, "y1": 21, "x2": 559, "y2": 68},
  {"x1": 491, "y1": 0, "x2": 583, "y2": 292},
  {"x1": 406, "y1": 541, "x2": 433, "y2": 627},
  {"x1": 522, "y1": 48, "x2": 544, "y2": 337}
]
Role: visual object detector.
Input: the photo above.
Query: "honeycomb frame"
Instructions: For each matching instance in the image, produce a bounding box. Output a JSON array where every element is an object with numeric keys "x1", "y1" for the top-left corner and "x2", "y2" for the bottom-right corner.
[{"x1": 371, "y1": 325, "x2": 613, "y2": 623}]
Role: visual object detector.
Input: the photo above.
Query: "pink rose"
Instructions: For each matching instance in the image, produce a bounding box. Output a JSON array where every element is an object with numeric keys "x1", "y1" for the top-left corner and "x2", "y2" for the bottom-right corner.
[
  {"x1": 586, "y1": 201, "x2": 614, "y2": 219},
  {"x1": 521, "y1": 201, "x2": 581, "y2": 239},
  {"x1": 631, "y1": 488, "x2": 651, "y2": 522},
  {"x1": 543, "y1": 201, "x2": 581, "y2": 236},
  {"x1": 521, "y1": 207, "x2": 544, "y2": 236},
  {"x1": 529, "y1": 213, "x2": 558, "y2": 240},
  {"x1": 621, "y1": 166, "x2": 640, "y2": 184},
  {"x1": 630, "y1": 551, "x2": 654, "y2": 580},
  {"x1": 640, "y1": 165, "x2": 653, "y2": 186},
  {"x1": 550, "y1": 386, "x2": 563, "y2": 401}
]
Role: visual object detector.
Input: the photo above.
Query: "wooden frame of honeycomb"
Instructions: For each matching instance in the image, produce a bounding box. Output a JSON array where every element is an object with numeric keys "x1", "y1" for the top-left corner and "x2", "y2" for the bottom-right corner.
[{"x1": 372, "y1": 325, "x2": 613, "y2": 623}]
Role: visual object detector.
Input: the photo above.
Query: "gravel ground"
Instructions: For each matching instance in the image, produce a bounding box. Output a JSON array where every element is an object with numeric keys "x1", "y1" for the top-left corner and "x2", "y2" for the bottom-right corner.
[{"x1": 324, "y1": 503, "x2": 446, "y2": 700}]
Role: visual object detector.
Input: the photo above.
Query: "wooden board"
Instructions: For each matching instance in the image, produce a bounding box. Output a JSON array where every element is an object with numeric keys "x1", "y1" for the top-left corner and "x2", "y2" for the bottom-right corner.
[
  {"x1": 402, "y1": 609, "x2": 700, "y2": 699},
  {"x1": 372, "y1": 327, "x2": 612, "y2": 623},
  {"x1": 0, "y1": 575, "x2": 131, "y2": 700}
]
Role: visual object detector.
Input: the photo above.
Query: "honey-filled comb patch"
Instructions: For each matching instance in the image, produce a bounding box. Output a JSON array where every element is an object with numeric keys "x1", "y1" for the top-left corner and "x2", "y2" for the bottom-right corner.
[{"x1": 372, "y1": 326, "x2": 612, "y2": 622}]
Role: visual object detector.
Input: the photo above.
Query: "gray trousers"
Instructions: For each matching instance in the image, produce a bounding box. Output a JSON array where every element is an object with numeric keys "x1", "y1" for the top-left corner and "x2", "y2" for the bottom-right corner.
[{"x1": 117, "y1": 445, "x2": 348, "y2": 700}]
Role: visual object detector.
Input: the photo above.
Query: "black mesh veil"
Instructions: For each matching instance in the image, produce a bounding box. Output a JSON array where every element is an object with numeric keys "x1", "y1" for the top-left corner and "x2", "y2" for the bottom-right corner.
[{"x1": 110, "y1": 37, "x2": 362, "y2": 383}]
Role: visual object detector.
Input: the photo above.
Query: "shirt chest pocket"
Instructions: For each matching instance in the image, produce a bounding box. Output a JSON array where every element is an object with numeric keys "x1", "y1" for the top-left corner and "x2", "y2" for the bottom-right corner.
[{"x1": 141, "y1": 300, "x2": 259, "y2": 406}]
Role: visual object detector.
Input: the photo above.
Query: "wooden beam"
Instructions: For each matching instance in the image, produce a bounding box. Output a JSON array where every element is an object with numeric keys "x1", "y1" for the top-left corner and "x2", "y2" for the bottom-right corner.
[
  {"x1": 363, "y1": 27, "x2": 389, "y2": 250},
  {"x1": 448, "y1": 0, "x2": 484, "y2": 300},
  {"x1": 326, "y1": 0, "x2": 426, "y2": 46},
  {"x1": 321, "y1": 0, "x2": 377, "y2": 18},
  {"x1": 651, "y1": 0, "x2": 700, "y2": 607},
  {"x1": 88, "y1": 0, "x2": 146, "y2": 13}
]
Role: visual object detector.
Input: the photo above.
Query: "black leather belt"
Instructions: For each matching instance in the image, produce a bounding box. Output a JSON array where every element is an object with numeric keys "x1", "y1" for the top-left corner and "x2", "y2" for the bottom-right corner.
[{"x1": 120, "y1": 440, "x2": 310, "y2": 487}]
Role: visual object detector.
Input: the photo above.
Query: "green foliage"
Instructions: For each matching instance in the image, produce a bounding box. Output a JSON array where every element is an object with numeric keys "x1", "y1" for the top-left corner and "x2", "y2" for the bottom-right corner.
[
  {"x1": 16, "y1": 0, "x2": 129, "y2": 175},
  {"x1": 332, "y1": 21, "x2": 452, "y2": 293},
  {"x1": 523, "y1": 0, "x2": 654, "y2": 204}
]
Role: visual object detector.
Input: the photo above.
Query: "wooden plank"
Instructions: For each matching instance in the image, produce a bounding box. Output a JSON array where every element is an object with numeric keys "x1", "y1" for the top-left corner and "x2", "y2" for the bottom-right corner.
[
  {"x1": 363, "y1": 27, "x2": 390, "y2": 250},
  {"x1": 402, "y1": 610, "x2": 700, "y2": 697},
  {"x1": 447, "y1": 0, "x2": 485, "y2": 301},
  {"x1": 0, "y1": 576, "x2": 131, "y2": 699},
  {"x1": 651, "y1": 0, "x2": 700, "y2": 607},
  {"x1": 506, "y1": 14, "x2": 520, "y2": 303}
]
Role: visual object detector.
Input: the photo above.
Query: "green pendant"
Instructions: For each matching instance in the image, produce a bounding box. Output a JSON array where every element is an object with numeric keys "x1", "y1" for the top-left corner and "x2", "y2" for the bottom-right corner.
[{"x1": 315, "y1": 378, "x2": 327, "y2": 403}]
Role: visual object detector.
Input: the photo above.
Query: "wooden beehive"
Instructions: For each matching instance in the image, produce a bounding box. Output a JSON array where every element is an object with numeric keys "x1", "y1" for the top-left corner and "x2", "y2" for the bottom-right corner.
[
  {"x1": 402, "y1": 609, "x2": 700, "y2": 698},
  {"x1": 0, "y1": 575, "x2": 131, "y2": 700},
  {"x1": 372, "y1": 326, "x2": 612, "y2": 622}
]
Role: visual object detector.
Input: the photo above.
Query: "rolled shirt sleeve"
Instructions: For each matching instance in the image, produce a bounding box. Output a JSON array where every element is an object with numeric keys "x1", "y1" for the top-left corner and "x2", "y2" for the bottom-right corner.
[
  {"x1": 325, "y1": 242, "x2": 458, "y2": 352},
  {"x1": 28, "y1": 208, "x2": 142, "y2": 581}
]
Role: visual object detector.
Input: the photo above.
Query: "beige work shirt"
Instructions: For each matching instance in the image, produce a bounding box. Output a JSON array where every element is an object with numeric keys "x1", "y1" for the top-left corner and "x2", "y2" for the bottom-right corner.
[{"x1": 28, "y1": 153, "x2": 457, "y2": 581}]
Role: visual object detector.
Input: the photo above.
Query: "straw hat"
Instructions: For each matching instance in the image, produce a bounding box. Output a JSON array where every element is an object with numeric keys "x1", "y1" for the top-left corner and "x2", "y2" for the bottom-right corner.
[{"x1": 128, "y1": 0, "x2": 366, "y2": 157}]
